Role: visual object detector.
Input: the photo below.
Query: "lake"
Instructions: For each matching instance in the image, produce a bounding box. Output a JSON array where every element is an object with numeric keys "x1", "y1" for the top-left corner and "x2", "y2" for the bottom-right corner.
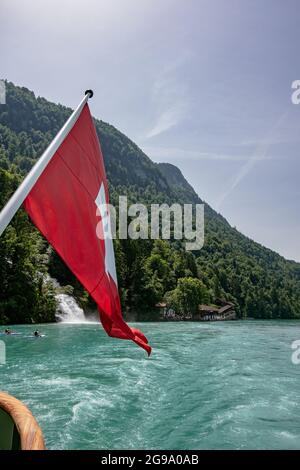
[{"x1": 1, "y1": 320, "x2": 300, "y2": 449}]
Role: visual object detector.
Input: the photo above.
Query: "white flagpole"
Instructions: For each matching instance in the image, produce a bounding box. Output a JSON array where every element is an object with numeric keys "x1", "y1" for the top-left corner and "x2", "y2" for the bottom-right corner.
[{"x1": 0, "y1": 90, "x2": 93, "y2": 237}]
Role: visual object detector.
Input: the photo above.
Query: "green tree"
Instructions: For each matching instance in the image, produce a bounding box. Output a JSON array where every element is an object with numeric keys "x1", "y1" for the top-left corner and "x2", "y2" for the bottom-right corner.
[
  {"x1": 165, "y1": 277, "x2": 210, "y2": 317},
  {"x1": 0, "y1": 169, "x2": 57, "y2": 324}
]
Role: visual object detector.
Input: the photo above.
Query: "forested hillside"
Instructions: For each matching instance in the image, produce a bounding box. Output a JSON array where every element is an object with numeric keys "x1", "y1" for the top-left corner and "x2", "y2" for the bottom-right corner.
[{"x1": 1, "y1": 80, "x2": 300, "y2": 323}]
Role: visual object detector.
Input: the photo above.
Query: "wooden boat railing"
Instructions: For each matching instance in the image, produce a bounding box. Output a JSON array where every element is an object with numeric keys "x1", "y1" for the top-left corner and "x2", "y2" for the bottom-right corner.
[{"x1": 0, "y1": 391, "x2": 45, "y2": 450}]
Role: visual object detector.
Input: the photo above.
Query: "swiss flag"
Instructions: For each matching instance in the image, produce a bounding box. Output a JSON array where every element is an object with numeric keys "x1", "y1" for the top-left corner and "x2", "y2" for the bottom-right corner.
[{"x1": 23, "y1": 104, "x2": 151, "y2": 355}]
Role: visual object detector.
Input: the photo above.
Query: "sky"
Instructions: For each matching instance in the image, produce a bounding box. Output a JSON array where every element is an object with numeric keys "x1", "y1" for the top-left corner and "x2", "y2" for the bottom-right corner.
[{"x1": 1, "y1": 0, "x2": 300, "y2": 261}]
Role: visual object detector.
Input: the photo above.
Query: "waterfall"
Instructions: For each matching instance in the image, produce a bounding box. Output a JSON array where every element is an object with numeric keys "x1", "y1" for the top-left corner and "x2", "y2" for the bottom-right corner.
[
  {"x1": 44, "y1": 275, "x2": 87, "y2": 323},
  {"x1": 55, "y1": 293, "x2": 87, "y2": 323}
]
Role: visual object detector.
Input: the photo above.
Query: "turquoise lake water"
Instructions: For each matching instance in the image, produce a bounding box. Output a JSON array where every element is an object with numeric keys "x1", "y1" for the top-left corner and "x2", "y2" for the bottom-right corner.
[{"x1": 1, "y1": 320, "x2": 300, "y2": 450}]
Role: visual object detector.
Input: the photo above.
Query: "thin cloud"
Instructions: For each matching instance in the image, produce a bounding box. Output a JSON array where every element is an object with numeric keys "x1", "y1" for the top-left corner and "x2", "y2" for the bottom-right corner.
[
  {"x1": 215, "y1": 111, "x2": 290, "y2": 210},
  {"x1": 238, "y1": 135, "x2": 300, "y2": 147},
  {"x1": 144, "y1": 56, "x2": 190, "y2": 139},
  {"x1": 141, "y1": 145, "x2": 272, "y2": 162},
  {"x1": 145, "y1": 105, "x2": 187, "y2": 139}
]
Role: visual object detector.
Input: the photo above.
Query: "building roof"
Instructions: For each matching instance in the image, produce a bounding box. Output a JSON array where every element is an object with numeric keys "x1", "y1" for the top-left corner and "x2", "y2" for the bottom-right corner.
[
  {"x1": 218, "y1": 304, "x2": 235, "y2": 314},
  {"x1": 199, "y1": 305, "x2": 219, "y2": 313}
]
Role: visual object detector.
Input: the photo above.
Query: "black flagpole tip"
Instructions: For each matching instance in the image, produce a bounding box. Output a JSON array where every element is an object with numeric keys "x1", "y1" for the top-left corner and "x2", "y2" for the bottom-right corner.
[{"x1": 85, "y1": 89, "x2": 94, "y2": 98}]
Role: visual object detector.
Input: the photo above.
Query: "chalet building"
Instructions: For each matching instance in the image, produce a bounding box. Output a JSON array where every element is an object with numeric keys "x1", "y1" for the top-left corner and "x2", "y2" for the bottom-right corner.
[
  {"x1": 155, "y1": 302, "x2": 176, "y2": 319},
  {"x1": 193, "y1": 305, "x2": 218, "y2": 321},
  {"x1": 155, "y1": 302, "x2": 167, "y2": 315},
  {"x1": 156, "y1": 300, "x2": 236, "y2": 321},
  {"x1": 218, "y1": 303, "x2": 236, "y2": 319},
  {"x1": 195, "y1": 302, "x2": 236, "y2": 321}
]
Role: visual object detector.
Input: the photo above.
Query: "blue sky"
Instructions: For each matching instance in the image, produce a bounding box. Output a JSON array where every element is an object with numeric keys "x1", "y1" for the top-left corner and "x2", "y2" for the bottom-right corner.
[{"x1": 1, "y1": 0, "x2": 300, "y2": 260}]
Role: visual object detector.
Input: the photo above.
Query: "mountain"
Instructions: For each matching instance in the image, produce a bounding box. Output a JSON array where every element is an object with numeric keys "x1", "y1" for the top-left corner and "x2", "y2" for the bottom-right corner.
[
  {"x1": 157, "y1": 162, "x2": 200, "y2": 204},
  {"x1": 1, "y1": 80, "x2": 300, "y2": 323}
]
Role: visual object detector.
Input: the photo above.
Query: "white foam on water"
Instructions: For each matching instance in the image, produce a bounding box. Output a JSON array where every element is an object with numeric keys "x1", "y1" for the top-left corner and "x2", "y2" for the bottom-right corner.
[
  {"x1": 70, "y1": 392, "x2": 115, "y2": 425},
  {"x1": 277, "y1": 431, "x2": 299, "y2": 440},
  {"x1": 39, "y1": 377, "x2": 83, "y2": 387}
]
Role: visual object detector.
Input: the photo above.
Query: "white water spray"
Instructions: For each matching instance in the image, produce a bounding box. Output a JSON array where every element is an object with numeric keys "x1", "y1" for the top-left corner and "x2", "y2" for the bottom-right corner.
[
  {"x1": 45, "y1": 275, "x2": 87, "y2": 323},
  {"x1": 55, "y1": 293, "x2": 86, "y2": 323}
]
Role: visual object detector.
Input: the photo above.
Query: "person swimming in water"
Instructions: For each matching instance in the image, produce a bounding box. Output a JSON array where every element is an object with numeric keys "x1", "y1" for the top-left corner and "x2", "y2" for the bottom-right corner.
[
  {"x1": 33, "y1": 330, "x2": 42, "y2": 337},
  {"x1": 4, "y1": 328, "x2": 12, "y2": 335}
]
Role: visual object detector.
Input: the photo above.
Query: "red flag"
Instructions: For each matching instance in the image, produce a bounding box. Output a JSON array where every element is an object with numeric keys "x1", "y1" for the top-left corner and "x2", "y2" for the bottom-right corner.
[{"x1": 23, "y1": 104, "x2": 151, "y2": 355}]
